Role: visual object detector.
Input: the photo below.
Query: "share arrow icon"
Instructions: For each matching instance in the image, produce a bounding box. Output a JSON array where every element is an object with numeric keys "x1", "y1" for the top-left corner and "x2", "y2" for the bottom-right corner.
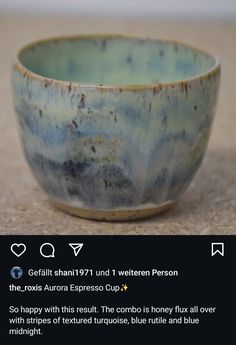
[{"x1": 69, "y1": 243, "x2": 84, "y2": 256}]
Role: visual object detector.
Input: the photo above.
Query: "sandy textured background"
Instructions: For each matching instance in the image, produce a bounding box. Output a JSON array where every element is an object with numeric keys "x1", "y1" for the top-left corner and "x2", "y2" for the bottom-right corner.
[{"x1": 0, "y1": 16, "x2": 235, "y2": 234}]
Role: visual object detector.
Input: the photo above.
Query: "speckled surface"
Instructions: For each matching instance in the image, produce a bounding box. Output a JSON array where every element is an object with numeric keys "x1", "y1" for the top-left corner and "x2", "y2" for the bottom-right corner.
[
  {"x1": 0, "y1": 15, "x2": 235, "y2": 234},
  {"x1": 12, "y1": 36, "x2": 220, "y2": 219}
]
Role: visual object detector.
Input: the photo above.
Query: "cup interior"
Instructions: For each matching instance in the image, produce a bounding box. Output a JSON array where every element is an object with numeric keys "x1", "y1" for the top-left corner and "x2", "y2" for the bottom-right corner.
[{"x1": 19, "y1": 36, "x2": 216, "y2": 85}]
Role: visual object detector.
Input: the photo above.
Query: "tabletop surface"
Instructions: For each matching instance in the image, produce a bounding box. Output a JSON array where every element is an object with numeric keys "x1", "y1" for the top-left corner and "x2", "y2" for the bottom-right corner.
[{"x1": 0, "y1": 15, "x2": 235, "y2": 235}]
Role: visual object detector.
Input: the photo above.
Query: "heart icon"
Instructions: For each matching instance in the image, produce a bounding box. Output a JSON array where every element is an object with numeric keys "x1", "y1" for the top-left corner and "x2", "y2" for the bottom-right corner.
[{"x1": 11, "y1": 243, "x2": 26, "y2": 257}]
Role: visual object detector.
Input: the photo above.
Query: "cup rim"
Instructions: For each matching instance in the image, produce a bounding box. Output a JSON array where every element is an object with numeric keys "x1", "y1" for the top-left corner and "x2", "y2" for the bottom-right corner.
[{"x1": 12, "y1": 34, "x2": 221, "y2": 91}]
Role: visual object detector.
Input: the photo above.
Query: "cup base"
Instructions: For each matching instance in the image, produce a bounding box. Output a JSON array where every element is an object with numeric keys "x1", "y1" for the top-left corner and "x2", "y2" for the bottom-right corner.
[{"x1": 51, "y1": 200, "x2": 176, "y2": 221}]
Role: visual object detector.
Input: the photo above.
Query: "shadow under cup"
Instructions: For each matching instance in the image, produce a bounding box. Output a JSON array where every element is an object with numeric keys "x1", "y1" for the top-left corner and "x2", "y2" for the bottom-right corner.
[{"x1": 11, "y1": 35, "x2": 220, "y2": 221}]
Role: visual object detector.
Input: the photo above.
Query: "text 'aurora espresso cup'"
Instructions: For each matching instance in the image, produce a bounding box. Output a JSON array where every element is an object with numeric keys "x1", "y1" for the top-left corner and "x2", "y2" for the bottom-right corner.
[{"x1": 11, "y1": 35, "x2": 220, "y2": 221}]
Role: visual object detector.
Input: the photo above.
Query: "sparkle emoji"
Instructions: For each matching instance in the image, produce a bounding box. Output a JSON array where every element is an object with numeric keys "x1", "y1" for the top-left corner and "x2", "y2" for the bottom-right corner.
[{"x1": 120, "y1": 284, "x2": 128, "y2": 292}]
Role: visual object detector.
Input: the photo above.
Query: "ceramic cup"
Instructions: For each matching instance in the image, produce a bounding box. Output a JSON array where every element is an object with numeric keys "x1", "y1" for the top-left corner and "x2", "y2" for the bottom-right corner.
[{"x1": 11, "y1": 35, "x2": 220, "y2": 221}]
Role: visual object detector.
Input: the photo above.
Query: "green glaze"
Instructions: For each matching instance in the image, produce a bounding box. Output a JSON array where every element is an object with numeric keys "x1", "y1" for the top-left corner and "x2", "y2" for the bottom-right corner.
[
  {"x1": 11, "y1": 35, "x2": 220, "y2": 219},
  {"x1": 20, "y1": 36, "x2": 215, "y2": 85}
]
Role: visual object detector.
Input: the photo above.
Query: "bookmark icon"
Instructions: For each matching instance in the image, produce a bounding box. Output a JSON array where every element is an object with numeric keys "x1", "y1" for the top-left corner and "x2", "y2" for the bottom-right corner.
[{"x1": 211, "y1": 243, "x2": 224, "y2": 257}]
